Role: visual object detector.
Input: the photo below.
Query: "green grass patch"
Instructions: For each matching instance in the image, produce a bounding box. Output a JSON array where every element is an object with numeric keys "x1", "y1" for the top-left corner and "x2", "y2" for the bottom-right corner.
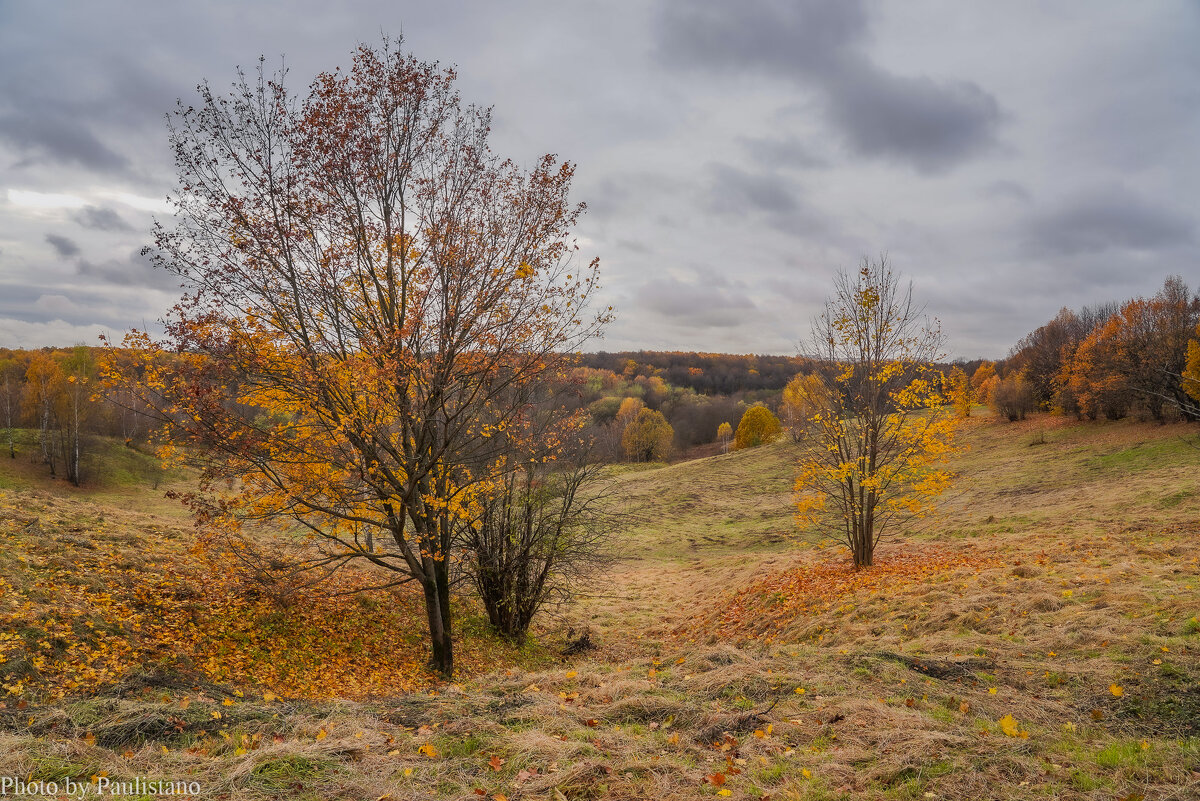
[{"x1": 248, "y1": 755, "x2": 337, "y2": 790}]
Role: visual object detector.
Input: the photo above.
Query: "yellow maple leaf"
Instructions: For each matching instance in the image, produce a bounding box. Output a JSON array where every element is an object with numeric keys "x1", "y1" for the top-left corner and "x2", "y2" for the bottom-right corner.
[
  {"x1": 565, "y1": 670, "x2": 577, "y2": 679},
  {"x1": 316, "y1": 728, "x2": 328, "y2": 740},
  {"x1": 802, "y1": 768, "x2": 812, "y2": 779},
  {"x1": 988, "y1": 687, "x2": 998, "y2": 695},
  {"x1": 418, "y1": 743, "x2": 439, "y2": 758},
  {"x1": 998, "y1": 714, "x2": 1021, "y2": 737},
  {"x1": 717, "y1": 791, "x2": 732, "y2": 797},
  {"x1": 1109, "y1": 684, "x2": 1124, "y2": 697}
]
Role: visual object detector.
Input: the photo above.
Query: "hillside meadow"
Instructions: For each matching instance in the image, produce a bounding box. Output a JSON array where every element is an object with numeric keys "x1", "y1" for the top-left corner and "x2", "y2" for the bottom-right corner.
[{"x1": 0, "y1": 413, "x2": 1198, "y2": 800}]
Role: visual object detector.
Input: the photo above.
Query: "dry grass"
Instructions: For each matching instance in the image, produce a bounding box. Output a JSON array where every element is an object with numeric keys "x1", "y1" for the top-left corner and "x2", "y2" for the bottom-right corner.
[{"x1": 1, "y1": 415, "x2": 1198, "y2": 799}]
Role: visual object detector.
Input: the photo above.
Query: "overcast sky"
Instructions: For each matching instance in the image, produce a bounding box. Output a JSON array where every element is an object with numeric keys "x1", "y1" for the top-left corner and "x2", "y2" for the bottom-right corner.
[{"x1": 1, "y1": 1, "x2": 1198, "y2": 358}]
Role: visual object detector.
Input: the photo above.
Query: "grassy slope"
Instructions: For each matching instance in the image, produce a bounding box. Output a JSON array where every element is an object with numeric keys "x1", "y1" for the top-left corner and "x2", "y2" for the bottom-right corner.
[{"x1": 1, "y1": 416, "x2": 1198, "y2": 800}]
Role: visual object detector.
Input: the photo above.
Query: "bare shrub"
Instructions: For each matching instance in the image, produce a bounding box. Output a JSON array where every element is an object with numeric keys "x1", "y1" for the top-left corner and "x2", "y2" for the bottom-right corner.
[
  {"x1": 459, "y1": 463, "x2": 611, "y2": 641},
  {"x1": 991, "y1": 374, "x2": 1035, "y2": 421}
]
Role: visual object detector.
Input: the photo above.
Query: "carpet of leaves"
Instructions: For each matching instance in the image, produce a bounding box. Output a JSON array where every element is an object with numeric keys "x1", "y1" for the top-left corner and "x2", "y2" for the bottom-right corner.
[
  {"x1": 0, "y1": 495, "x2": 522, "y2": 703},
  {"x1": 682, "y1": 543, "x2": 1001, "y2": 643}
]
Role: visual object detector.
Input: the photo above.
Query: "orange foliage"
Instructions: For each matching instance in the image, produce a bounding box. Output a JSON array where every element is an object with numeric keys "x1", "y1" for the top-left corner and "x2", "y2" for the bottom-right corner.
[
  {"x1": 0, "y1": 523, "x2": 517, "y2": 702},
  {"x1": 684, "y1": 546, "x2": 999, "y2": 642}
]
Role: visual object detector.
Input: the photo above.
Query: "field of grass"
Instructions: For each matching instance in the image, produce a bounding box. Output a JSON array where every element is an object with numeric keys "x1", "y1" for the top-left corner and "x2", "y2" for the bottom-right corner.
[{"x1": 0, "y1": 414, "x2": 1198, "y2": 800}]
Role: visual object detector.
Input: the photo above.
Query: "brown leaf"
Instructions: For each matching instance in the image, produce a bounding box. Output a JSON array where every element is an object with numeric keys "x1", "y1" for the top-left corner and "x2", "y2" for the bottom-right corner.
[{"x1": 488, "y1": 754, "x2": 505, "y2": 772}]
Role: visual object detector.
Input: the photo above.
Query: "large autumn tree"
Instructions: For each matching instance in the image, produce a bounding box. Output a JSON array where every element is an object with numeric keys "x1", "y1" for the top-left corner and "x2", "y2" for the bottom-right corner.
[
  {"x1": 793, "y1": 258, "x2": 959, "y2": 568},
  {"x1": 104, "y1": 40, "x2": 607, "y2": 676}
]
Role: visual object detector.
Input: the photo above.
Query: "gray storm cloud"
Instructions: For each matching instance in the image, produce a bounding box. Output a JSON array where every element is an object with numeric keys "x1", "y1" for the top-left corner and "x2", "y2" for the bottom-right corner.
[
  {"x1": 0, "y1": 1, "x2": 1197, "y2": 356},
  {"x1": 655, "y1": 0, "x2": 1002, "y2": 173}
]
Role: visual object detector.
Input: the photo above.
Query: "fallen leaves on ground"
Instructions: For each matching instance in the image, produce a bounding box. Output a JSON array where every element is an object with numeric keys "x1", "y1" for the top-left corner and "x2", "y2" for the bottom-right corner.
[
  {"x1": 682, "y1": 545, "x2": 999, "y2": 641},
  {"x1": 0, "y1": 494, "x2": 532, "y2": 702}
]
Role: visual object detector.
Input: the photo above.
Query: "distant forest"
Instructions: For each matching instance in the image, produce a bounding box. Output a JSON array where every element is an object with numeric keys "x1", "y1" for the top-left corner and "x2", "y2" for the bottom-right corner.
[
  {"x1": 577, "y1": 352, "x2": 818, "y2": 394},
  {"x1": 2, "y1": 275, "x2": 1196, "y2": 486}
]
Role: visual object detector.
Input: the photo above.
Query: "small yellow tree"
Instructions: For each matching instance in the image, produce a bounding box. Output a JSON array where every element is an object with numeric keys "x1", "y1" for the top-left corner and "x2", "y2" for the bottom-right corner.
[
  {"x1": 971, "y1": 361, "x2": 996, "y2": 404},
  {"x1": 716, "y1": 421, "x2": 732, "y2": 453},
  {"x1": 1183, "y1": 324, "x2": 1200, "y2": 412},
  {"x1": 733, "y1": 404, "x2": 782, "y2": 449},
  {"x1": 615, "y1": 396, "x2": 644, "y2": 430},
  {"x1": 781, "y1": 373, "x2": 830, "y2": 441},
  {"x1": 622, "y1": 408, "x2": 673, "y2": 462},
  {"x1": 794, "y1": 258, "x2": 961, "y2": 568},
  {"x1": 947, "y1": 366, "x2": 973, "y2": 418}
]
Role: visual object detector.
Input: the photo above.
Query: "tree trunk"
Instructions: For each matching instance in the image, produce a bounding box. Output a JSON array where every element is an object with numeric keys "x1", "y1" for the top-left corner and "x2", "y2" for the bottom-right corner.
[{"x1": 421, "y1": 576, "x2": 454, "y2": 677}]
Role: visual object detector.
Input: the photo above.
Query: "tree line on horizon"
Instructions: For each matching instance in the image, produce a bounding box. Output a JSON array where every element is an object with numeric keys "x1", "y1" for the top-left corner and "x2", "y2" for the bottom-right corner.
[
  {"x1": 971, "y1": 275, "x2": 1200, "y2": 423},
  {"x1": 3, "y1": 272, "x2": 1198, "y2": 489}
]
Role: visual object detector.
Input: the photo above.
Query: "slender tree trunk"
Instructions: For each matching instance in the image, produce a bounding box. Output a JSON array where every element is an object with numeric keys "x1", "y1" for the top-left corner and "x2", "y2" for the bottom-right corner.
[
  {"x1": 421, "y1": 577, "x2": 454, "y2": 677},
  {"x1": 436, "y1": 557, "x2": 453, "y2": 672},
  {"x1": 1, "y1": 385, "x2": 13, "y2": 458},
  {"x1": 40, "y1": 402, "x2": 56, "y2": 478},
  {"x1": 71, "y1": 396, "x2": 81, "y2": 486}
]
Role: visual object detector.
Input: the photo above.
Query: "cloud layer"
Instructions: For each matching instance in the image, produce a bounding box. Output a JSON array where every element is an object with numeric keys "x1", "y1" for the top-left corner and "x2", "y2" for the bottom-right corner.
[{"x1": 0, "y1": 1, "x2": 1197, "y2": 356}]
